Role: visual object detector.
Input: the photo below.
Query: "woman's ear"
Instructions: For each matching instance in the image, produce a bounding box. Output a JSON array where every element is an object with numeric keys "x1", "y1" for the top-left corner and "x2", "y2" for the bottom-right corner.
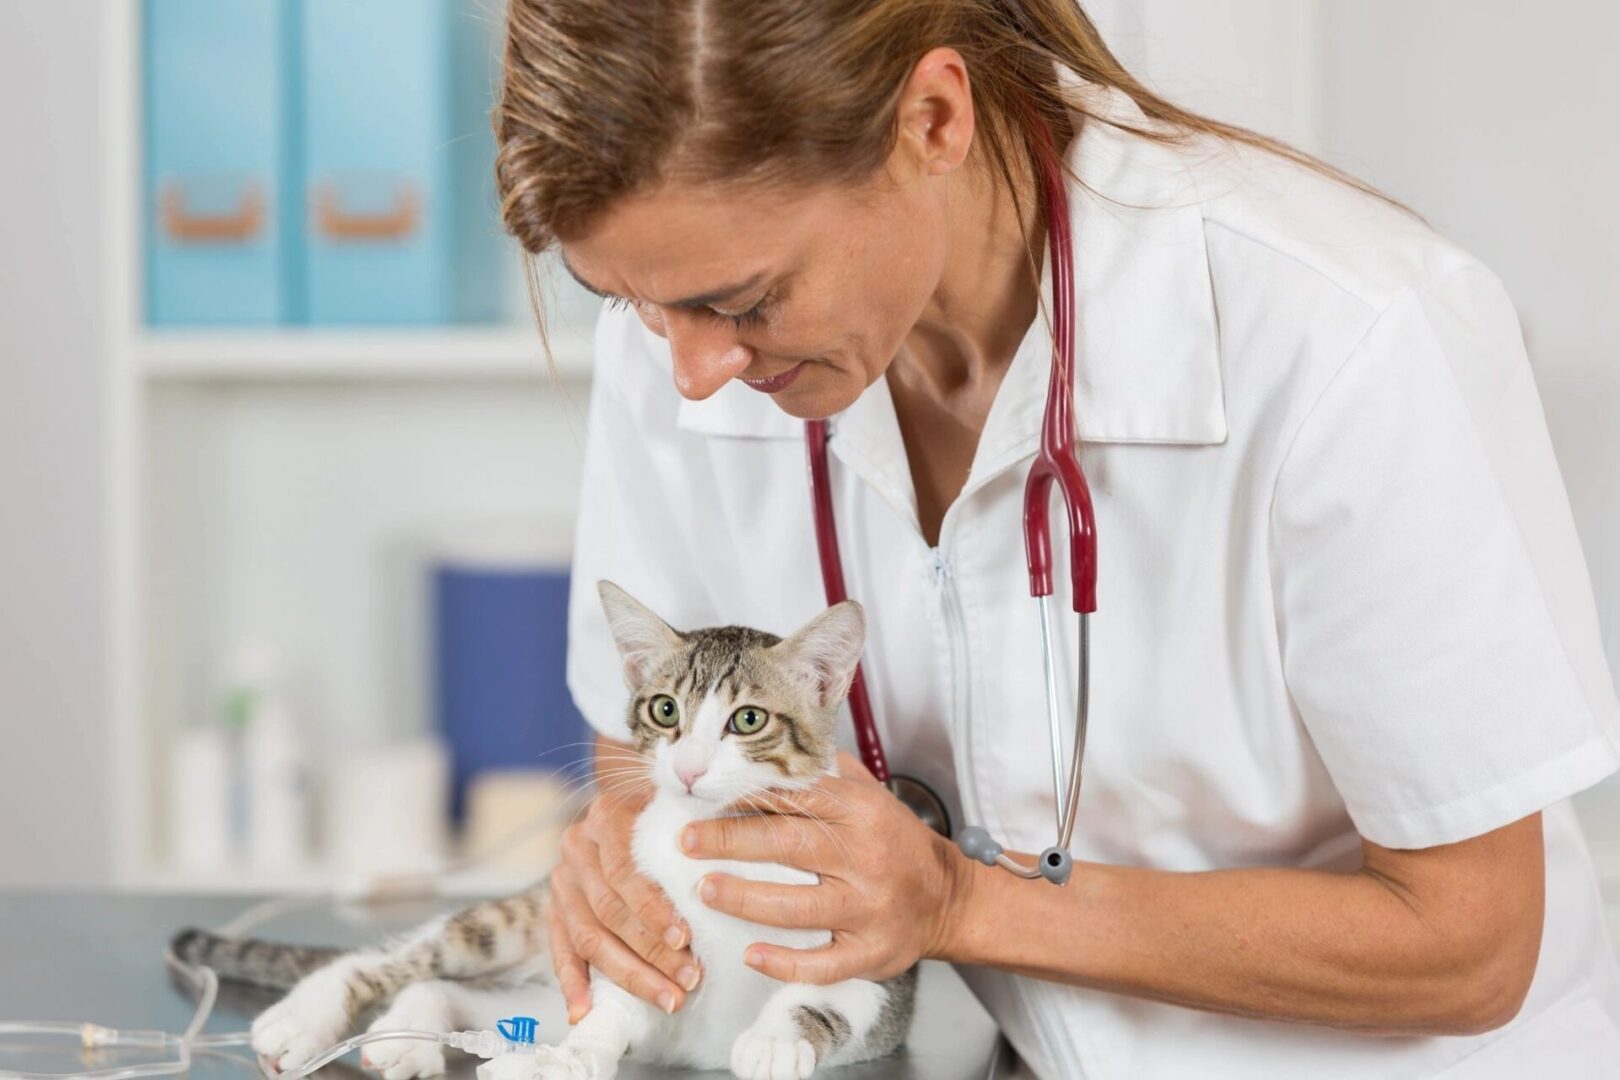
[
  {"x1": 774, "y1": 600, "x2": 866, "y2": 709},
  {"x1": 597, "y1": 580, "x2": 683, "y2": 689},
  {"x1": 893, "y1": 46, "x2": 975, "y2": 178}
]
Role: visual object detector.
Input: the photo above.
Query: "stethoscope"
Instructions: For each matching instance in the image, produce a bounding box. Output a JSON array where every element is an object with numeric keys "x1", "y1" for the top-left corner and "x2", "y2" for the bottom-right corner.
[{"x1": 803, "y1": 113, "x2": 1096, "y2": 886}]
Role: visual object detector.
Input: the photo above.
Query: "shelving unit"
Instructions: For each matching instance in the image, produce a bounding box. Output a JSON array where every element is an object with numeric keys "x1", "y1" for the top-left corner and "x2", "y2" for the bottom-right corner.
[
  {"x1": 138, "y1": 326, "x2": 596, "y2": 382},
  {"x1": 102, "y1": 2, "x2": 598, "y2": 892}
]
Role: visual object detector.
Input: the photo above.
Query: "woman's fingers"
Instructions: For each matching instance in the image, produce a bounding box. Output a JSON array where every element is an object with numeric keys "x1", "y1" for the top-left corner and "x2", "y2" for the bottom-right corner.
[
  {"x1": 727, "y1": 775, "x2": 879, "y2": 827},
  {"x1": 595, "y1": 815, "x2": 692, "y2": 953},
  {"x1": 742, "y1": 939, "x2": 874, "y2": 986},
  {"x1": 680, "y1": 811, "x2": 836, "y2": 867},
  {"x1": 698, "y1": 873, "x2": 842, "y2": 929},
  {"x1": 549, "y1": 860, "x2": 686, "y2": 1014},
  {"x1": 545, "y1": 876, "x2": 592, "y2": 1023},
  {"x1": 580, "y1": 839, "x2": 698, "y2": 988}
]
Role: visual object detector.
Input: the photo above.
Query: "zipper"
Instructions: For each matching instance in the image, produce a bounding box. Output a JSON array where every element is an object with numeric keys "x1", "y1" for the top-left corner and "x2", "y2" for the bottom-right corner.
[
  {"x1": 935, "y1": 544, "x2": 1092, "y2": 1080},
  {"x1": 931, "y1": 546, "x2": 974, "y2": 825}
]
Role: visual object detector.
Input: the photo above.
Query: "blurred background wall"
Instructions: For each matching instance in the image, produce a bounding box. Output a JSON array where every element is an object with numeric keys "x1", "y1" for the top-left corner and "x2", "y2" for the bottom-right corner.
[
  {"x1": 0, "y1": 1, "x2": 111, "y2": 887},
  {"x1": 0, "y1": 1, "x2": 1615, "y2": 888}
]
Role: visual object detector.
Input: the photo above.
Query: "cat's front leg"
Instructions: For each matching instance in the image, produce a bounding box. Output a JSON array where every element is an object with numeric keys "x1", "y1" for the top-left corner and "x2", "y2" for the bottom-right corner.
[
  {"x1": 475, "y1": 983, "x2": 652, "y2": 1080},
  {"x1": 360, "y1": 980, "x2": 455, "y2": 1079},
  {"x1": 251, "y1": 961, "x2": 364, "y2": 1073},
  {"x1": 731, "y1": 974, "x2": 913, "y2": 1080}
]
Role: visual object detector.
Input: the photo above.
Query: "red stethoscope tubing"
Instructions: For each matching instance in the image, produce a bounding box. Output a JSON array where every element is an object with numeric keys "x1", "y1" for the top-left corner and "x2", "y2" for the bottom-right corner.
[
  {"x1": 806, "y1": 114, "x2": 1098, "y2": 783},
  {"x1": 805, "y1": 416, "x2": 891, "y2": 783}
]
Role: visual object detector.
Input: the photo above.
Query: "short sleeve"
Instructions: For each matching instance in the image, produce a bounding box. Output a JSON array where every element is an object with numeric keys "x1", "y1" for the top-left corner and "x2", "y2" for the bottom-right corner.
[
  {"x1": 565, "y1": 308, "x2": 704, "y2": 742},
  {"x1": 1270, "y1": 268, "x2": 1620, "y2": 849}
]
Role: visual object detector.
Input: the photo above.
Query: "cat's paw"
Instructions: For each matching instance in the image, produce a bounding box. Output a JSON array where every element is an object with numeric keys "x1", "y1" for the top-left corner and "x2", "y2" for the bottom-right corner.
[
  {"x1": 251, "y1": 973, "x2": 353, "y2": 1073},
  {"x1": 730, "y1": 1025, "x2": 817, "y2": 1080},
  {"x1": 361, "y1": 986, "x2": 451, "y2": 1078},
  {"x1": 476, "y1": 1046, "x2": 606, "y2": 1080},
  {"x1": 360, "y1": 1034, "x2": 446, "y2": 1079},
  {"x1": 359, "y1": 1037, "x2": 446, "y2": 1080}
]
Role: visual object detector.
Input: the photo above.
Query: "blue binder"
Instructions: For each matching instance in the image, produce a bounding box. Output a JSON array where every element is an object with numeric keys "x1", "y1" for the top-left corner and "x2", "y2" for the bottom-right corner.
[
  {"x1": 433, "y1": 561, "x2": 591, "y2": 823},
  {"x1": 298, "y1": 0, "x2": 506, "y2": 324},
  {"x1": 144, "y1": 0, "x2": 290, "y2": 325}
]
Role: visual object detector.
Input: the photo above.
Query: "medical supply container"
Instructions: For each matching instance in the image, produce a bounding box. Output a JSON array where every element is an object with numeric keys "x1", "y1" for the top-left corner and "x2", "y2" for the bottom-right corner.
[{"x1": 143, "y1": 0, "x2": 291, "y2": 325}]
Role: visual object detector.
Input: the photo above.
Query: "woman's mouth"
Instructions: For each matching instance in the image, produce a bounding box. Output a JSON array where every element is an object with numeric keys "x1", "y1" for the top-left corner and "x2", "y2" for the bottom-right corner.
[{"x1": 739, "y1": 362, "x2": 805, "y2": 394}]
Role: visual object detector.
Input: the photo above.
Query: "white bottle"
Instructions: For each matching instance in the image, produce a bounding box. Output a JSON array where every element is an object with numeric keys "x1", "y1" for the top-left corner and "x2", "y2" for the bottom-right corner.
[
  {"x1": 170, "y1": 725, "x2": 232, "y2": 870},
  {"x1": 247, "y1": 694, "x2": 314, "y2": 869},
  {"x1": 228, "y1": 644, "x2": 315, "y2": 870}
]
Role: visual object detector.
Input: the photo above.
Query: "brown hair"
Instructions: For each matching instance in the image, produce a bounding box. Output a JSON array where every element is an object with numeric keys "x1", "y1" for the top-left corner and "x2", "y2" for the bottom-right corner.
[{"x1": 494, "y1": 0, "x2": 1393, "y2": 280}]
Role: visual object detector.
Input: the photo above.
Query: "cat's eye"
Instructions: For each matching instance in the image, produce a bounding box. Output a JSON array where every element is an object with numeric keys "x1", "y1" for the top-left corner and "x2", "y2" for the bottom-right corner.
[
  {"x1": 728, "y1": 706, "x2": 769, "y2": 736},
  {"x1": 647, "y1": 694, "x2": 681, "y2": 728}
]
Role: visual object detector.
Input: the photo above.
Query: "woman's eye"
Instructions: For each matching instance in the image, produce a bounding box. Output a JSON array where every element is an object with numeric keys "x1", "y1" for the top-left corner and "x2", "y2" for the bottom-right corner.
[
  {"x1": 728, "y1": 706, "x2": 769, "y2": 735},
  {"x1": 705, "y1": 294, "x2": 771, "y2": 331},
  {"x1": 647, "y1": 695, "x2": 680, "y2": 728}
]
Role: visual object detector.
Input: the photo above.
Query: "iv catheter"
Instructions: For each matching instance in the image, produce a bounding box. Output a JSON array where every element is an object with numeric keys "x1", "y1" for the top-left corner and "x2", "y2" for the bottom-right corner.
[{"x1": 804, "y1": 107, "x2": 1097, "y2": 887}]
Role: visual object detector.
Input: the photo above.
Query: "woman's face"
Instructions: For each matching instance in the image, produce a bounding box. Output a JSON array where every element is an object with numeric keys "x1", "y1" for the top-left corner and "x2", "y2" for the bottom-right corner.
[{"x1": 559, "y1": 165, "x2": 950, "y2": 420}]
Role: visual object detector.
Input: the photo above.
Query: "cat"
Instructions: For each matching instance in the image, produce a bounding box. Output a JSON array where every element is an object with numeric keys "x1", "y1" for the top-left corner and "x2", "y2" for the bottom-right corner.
[{"x1": 170, "y1": 580, "x2": 917, "y2": 1080}]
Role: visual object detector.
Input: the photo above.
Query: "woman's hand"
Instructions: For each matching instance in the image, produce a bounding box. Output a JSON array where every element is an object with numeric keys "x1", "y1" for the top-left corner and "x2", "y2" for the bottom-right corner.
[
  {"x1": 678, "y1": 751, "x2": 966, "y2": 984},
  {"x1": 547, "y1": 757, "x2": 702, "y2": 1021}
]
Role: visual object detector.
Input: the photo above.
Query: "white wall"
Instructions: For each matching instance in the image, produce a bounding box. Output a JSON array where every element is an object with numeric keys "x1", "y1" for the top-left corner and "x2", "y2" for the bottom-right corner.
[
  {"x1": 1316, "y1": 0, "x2": 1620, "y2": 856},
  {"x1": 0, "y1": 0, "x2": 1614, "y2": 886},
  {"x1": 0, "y1": 0, "x2": 111, "y2": 887}
]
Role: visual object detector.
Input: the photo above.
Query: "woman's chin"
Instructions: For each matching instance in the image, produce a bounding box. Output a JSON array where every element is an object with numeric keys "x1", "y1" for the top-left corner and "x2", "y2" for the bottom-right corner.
[{"x1": 762, "y1": 373, "x2": 864, "y2": 421}]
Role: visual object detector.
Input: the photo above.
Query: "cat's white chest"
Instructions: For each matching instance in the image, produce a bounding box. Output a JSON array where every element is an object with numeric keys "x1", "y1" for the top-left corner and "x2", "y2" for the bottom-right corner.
[
  {"x1": 622, "y1": 793, "x2": 829, "y2": 1067},
  {"x1": 631, "y1": 794, "x2": 826, "y2": 952}
]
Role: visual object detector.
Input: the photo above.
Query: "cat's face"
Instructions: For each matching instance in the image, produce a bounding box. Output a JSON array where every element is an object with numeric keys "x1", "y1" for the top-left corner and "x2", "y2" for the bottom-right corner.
[{"x1": 598, "y1": 581, "x2": 864, "y2": 807}]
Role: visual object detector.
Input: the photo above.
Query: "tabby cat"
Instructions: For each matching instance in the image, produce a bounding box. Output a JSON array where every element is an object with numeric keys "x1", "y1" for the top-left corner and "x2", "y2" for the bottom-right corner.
[{"x1": 171, "y1": 581, "x2": 916, "y2": 1080}]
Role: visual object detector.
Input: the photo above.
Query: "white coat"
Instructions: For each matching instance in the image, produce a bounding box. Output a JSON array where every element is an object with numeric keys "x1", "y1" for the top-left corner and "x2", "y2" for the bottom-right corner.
[{"x1": 564, "y1": 82, "x2": 1620, "y2": 1078}]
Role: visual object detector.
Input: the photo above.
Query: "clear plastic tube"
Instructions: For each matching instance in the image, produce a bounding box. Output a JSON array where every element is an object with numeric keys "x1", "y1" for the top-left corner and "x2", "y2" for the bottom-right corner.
[{"x1": 0, "y1": 796, "x2": 575, "y2": 1080}]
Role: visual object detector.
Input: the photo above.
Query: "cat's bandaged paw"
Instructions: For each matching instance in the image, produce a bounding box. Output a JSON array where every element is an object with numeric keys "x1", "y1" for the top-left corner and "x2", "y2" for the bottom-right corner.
[
  {"x1": 476, "y1": 1045, "x2": 608, "y2": 1080},
  {"x1": 730, "y1": 1026, "x2": 818, "y2": 1080}
]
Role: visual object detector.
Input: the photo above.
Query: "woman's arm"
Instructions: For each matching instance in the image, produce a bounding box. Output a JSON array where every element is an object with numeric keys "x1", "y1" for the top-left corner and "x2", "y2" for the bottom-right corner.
[
  {"x1": 941, "y1": 813, "x2": 1545, "y2": 1036},
  {"x1": 686, "y1": 755, "x2": 1545, "y2": 1037}
]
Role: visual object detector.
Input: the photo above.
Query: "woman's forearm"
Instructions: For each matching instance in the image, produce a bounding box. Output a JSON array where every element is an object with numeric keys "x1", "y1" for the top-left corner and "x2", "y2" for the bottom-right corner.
[{"x1": 935, "y1": 854, "x2": 1525, "y2": 1036}]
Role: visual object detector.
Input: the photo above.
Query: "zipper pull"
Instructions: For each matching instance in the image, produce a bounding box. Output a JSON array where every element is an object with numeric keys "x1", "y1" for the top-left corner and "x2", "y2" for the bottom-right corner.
[{"x1": 932, "y1": 548, "x2": 949, "y2": 584}]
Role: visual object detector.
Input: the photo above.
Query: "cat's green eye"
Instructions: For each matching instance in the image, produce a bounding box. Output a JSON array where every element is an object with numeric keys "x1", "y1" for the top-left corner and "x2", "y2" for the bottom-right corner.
[
  {"x1": 728, "y1": 706, "x2": 769, "y2": 736},
  {"x1": 647, "y1": 694, "x2": 681, "y2": 728}
]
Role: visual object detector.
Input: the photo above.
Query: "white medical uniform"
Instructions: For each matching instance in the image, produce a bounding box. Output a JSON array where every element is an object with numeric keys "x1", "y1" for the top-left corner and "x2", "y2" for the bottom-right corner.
[{"x1": 564, "y1": 81, "x2": 1620, "y2": 1078}]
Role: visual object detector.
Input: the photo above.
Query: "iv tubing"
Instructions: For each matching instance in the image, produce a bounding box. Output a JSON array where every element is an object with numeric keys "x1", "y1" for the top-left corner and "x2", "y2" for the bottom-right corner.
[{"x1": 0, "y1": 795, "x2": 585, "y2": 1080}]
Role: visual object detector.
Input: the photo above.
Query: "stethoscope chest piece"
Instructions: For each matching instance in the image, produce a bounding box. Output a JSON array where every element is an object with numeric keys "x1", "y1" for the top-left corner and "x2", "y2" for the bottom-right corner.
[
  {"x1": 887, "y1": 774, "x2": 952, "y2": 839},
  {"x1": 958, "y1": 826, "x2": 1074, "y2": 886}
]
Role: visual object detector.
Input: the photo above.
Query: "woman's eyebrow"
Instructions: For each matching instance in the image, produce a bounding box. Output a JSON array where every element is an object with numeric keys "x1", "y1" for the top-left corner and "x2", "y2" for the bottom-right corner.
[{"x1": 558, "y1": 255, "x2": 766, "y2": 309}]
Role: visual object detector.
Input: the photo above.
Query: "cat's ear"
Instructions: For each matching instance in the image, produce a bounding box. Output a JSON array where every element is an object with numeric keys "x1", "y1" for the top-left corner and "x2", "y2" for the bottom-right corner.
[
  {"x1": 598, "y1": 580, "x2": 683, "y2": 689},
  {"x1": 774, "y1": 600, "x2": 866, "y2": 709}
]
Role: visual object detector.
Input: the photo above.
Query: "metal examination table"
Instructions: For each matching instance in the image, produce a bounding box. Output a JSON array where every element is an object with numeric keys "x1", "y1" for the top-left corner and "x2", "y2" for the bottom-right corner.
[{"x1": 0, "y1": 894, "x2": 1013, "y2": 1079}]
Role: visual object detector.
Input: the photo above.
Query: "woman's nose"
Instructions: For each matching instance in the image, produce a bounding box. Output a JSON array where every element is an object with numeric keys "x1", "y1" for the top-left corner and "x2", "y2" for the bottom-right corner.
[{"x1": 661, "y1": 312, "x2": 752, "y2": 400}]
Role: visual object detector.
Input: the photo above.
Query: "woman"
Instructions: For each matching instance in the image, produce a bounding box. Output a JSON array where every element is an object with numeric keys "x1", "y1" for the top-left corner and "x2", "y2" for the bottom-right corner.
[{"x1": 494, "y1": 1, "x2": 1620, "y2": 1075}]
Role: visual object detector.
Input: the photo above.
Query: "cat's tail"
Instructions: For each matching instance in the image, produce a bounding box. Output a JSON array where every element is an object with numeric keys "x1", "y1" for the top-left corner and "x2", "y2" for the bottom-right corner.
[{"x1": 169, "y1": 927, "x2": 344, "y2": 992}]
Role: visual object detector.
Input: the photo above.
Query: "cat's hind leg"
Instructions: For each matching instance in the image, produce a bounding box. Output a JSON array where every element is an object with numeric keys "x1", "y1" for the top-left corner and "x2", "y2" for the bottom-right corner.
[{"x1": 730, "y1": 968, "x2": 917, "y2": 1080}]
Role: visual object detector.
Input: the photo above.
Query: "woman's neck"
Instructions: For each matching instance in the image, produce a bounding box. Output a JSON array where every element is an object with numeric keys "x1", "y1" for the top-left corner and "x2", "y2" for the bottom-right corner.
[
  {"x1": 895, "y1": 147, "x2": 1046, "y2": 409},
  {"x1": 886, "y1": 143, "x2": 1049, "y2": 545}
]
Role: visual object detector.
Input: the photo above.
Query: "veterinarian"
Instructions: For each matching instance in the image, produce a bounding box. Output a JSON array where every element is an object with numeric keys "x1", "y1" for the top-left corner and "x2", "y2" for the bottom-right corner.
[{"x1": 491, "y1": 1, "x2": 1620, "y2": 1074}]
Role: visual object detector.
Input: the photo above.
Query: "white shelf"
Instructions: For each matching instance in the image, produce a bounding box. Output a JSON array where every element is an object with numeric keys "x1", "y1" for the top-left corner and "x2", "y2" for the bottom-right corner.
[{"x1": 138, "y1": 325, "x2": 595, "y2": 382}]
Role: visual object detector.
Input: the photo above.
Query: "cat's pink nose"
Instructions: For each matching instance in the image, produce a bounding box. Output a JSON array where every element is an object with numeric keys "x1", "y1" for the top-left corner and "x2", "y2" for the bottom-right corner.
[{"x1": 677, "y1": 764, "x2": 708, "y2": 793}]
